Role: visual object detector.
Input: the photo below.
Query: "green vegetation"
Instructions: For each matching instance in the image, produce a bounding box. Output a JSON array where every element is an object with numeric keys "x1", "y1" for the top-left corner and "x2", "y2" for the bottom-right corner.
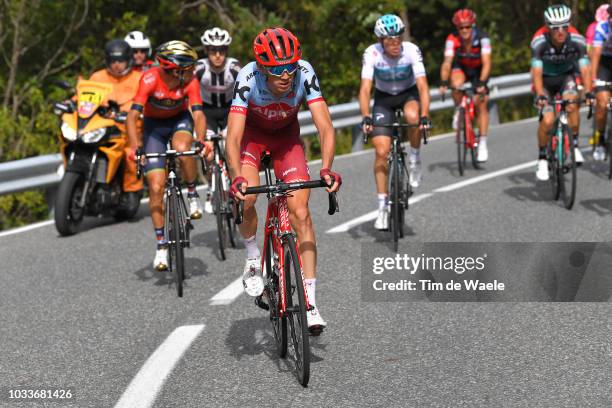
[{"x1": 0, "y1": 0, "x2": 602, "y2": 229}]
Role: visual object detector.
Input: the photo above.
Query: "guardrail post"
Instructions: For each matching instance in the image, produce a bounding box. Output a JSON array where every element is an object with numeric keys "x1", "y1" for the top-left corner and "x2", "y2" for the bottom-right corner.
[
  {"x1": 352, "y1": 124, "x2": 364, "y2": 152},
  {"x1": 488, "y1": 101, "x2": 500, "y2": 125},
  {"x1": 44, "y1": 186, "x2": 57, "y2": 219}
]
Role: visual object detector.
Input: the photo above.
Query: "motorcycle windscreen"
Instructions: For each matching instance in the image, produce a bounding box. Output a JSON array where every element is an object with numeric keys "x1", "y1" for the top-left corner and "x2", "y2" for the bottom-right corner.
[{"x1": 76, "y1": 80, "x2": 114, "y2": 119}]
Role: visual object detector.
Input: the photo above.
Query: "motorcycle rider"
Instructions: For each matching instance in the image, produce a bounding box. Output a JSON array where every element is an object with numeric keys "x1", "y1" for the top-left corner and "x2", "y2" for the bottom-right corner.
[
  {"x1": 124, "y1": 31, "x2": 155, "y2": 72},
  {"x1": 88, "y1": 39, "x2": 144, "y2": 206}
]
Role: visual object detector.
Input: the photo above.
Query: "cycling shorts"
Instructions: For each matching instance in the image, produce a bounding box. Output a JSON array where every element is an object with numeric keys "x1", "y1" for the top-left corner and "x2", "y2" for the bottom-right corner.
[
  {"x1": 240, "y1": 121, "x2": 310, "y2": 183},
  {"x1": 371, "y1": 86, "x2": 419, "y2": 137},
  {"x1": 451, "y1": 63, "x2": 490, "y2": 95},
  {"x1": 203, "y1": 104, "x2": 229, "y2": 134},
  {"x1": 143, "y1": 111, "x2": 194, "y2": 173},
  {"x1": 595, "y1": 56, "x2": 612, "y2": 92}
]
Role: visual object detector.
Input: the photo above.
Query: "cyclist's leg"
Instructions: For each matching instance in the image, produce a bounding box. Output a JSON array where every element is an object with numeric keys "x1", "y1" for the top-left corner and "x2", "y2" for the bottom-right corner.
[
  {"x1": 450, "y1": 66, "x2": 466, "y2": 106},
  {"x1": 561, "y1": 75, "x2": 582, "y2": 163},
  {"x1": 371, "y1": 102, "x2": 393, "y2": 196},
  {"x1": 594, "y1": 60, "x2": 612, "y2": 149},
  {"x1": 171, "y1": 112, "x2": 198, "y2": 185}
]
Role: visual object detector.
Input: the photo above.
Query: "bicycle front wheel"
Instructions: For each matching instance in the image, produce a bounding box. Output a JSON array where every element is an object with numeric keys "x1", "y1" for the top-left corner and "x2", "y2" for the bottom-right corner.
[
  {"x1": 265, "y1": 234, "x2": 287, "y2": 357},
  {"x1": 456, "y1": 108, "x2": 466, "y2": 176},
  {"x1": 389, "y1": 158, "x2": 401, "y2": 252},
  {"x1": 168, "y1": 190, "x2": 186, "y2": 297},
  {"x1": 283, "y1": 235, "x2": 310, "y2": 387},
  {"x1": 607, "y1": 120, "x2": 612, "y2": 179},
  {"x1": 547, "y1": 134, "x2": 561, "y2": 201},
  {"x1": 560, "y1": 126, "x2": 577, "y2": 210},
  {"x1": 213, "y1": 166, "x2": 228, "y2": 260}
]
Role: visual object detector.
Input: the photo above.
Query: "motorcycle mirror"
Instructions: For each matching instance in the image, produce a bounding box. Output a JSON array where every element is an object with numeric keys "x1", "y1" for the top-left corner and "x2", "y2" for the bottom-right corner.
[{"x1": 108, "y1": 100, "x2": 120, "y2": 111}]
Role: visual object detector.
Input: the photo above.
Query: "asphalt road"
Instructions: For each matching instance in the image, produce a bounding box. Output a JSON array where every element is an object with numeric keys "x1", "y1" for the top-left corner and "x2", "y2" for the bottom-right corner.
[{"x1": 1, "y1": 115, "x2": 611, "y2": 408}]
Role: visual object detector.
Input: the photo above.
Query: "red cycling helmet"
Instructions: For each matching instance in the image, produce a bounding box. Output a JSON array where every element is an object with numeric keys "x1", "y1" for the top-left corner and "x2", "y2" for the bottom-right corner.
[
  {"x1": 253, "y1": 27, "x2": 301, "y2": 66},
  {"x1": 452, "y1": 9, "x2": 477, "y2": 27}
]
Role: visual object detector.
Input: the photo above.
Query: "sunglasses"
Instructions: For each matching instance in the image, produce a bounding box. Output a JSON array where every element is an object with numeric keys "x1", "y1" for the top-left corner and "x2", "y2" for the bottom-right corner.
[
  {"x1": 264, "y1": 62, "x2": 299, "y2": 77},
  {"x1": 208, "y1": 47, "x2": 228, "y2": 55},
  {"x1": 133, "y1": 49, "x2": 148, "y2": 54},
  {"x1": 458, "y1": 25, "x2": 472, "y2": 31},
  {"x1": 550, "y1": 24, "x2": 569, "y2": 31},
  {"x1": 383, "y1": 35, "x2": 402, "y2": 41}
]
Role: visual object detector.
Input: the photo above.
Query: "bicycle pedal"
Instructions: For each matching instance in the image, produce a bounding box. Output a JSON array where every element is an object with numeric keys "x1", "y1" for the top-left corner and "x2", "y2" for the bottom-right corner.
[
  {"x1": 254, "y1": 296, "x2": 269, "y2": 311},
  {"x1": 308, "y1": 325, "x2": 324, "y2": 337}
]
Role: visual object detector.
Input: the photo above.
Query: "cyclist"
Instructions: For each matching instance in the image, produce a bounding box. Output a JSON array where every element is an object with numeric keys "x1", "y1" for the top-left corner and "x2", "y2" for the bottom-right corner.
[
  {"x1": 124, "y1": 31, "x2": 155, "y2": 72},
  {"x1": 88, "y1": 39, "x2": 144, "y2": 208},
  {"x1": 358, "y1": 14, "x2": 431, "y2": 231},
  {"x1": 439, "y1": 8, "x2": 491, "y2": 163},
  {"x1": 531, "y1": 4, "x2": 593, "y2": 181},
  {"x1": 590, "y1": 3, "x2": 612, "y2": 161},
  {"x1": 586, "y1": 4, "x2": 609, "y2": 56},
  {"x1": 126, "y1": 41, "x2": 211, "y2": 271},
  {"x1": 226, "y1": 27, "x2": 342, "y2": 332},
  {"x1": 195, "y1": 27, "x2": 241, "y2": 213}
]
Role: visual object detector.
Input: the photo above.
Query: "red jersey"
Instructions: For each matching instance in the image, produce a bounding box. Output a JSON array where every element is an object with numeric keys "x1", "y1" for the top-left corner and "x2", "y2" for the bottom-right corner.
[
  {"x1": 444, "y1": 28, "x2": 491, "y2": 70},
  {"x1": 132, "y1": 67, "x2": 203, "y2": 119},
  {"x1": 133, "y1": 60, "x2": 155, "y2": 73}
]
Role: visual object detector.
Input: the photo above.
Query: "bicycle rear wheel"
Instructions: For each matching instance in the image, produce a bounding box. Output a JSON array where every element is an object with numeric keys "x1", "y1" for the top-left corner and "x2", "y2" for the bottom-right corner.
[
  {"x1": 471, "y1": 132, "x2": 481, "y2": 169},
  {"x1": 560, "y1": 126, "x2": 577, "y2": 210},
  {"x1": 607, "y1": 121, "x2": 612, "y2": 179},
  {"x1": 168, "y1": 190, "x2": 185, "y2": 297},
  {"x1": 265, "y1": 234, "x2": 287, "y2": 357},
  {"x1": 456, "y1": 108, "x2": 466, "y2": 176},
  {"x1": 283, "y1": 235, "x2": 310, "y2": 386}
]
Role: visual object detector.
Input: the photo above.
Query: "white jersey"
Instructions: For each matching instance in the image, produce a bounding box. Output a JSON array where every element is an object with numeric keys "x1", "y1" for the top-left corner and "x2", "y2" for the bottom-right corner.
[
  {"x1": 361, "y1": 42, "x2": 426, "y2": 95},
  {"x1": 195, "y1": 57, "x2": 241, "y2": 108}
]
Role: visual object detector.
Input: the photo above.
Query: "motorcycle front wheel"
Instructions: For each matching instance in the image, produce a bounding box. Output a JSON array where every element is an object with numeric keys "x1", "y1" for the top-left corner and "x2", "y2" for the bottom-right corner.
[{"x1": 54, "y1": 171, "x2": 86, "y2": 236}]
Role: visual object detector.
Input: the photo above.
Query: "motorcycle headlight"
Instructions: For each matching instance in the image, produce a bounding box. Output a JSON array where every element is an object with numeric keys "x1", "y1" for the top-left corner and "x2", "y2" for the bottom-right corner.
[
  {"x1": 61, "y1": 122, "x2": 77, "y2": 141},
  {"x1": 81, "y1": 128, "x2": 107, "y2": 143}
]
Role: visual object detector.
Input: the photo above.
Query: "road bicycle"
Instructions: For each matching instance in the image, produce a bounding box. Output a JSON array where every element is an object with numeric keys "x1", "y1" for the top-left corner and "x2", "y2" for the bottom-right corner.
[
  {"x1": 235, "y1": 151, "x2": 339, "y2": 387},
  {"x1": 364, "y1": 110, "x2": 429, "y2": 252},
  {"x1": 591, "y1": 80, "x2": 612, "y2": 179},
  {"x1": 207, "y1": 132, "x2": 236, "y2": 260},
  {"x1": 137, "y1": 147, "x2": 206, "y2": 297},
  {"x1": 538, "y1": 97, "x2": 591, "y2": 210},
  {"x1": 444, "y1": 83, "x2": 484, "y2": 175}
]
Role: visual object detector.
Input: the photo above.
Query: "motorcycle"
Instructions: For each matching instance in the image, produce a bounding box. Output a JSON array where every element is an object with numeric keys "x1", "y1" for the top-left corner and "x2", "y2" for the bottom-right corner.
[{"x1": 52, "y1": 79, "x2": 141, "y2": 236}]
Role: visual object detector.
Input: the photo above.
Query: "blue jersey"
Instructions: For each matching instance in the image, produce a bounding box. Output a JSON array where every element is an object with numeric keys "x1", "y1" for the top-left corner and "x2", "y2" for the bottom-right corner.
[
  {"x1": 593, "y1": 21, "x2": 612, "y2": 57},
  {"x1": 230, "y1": 60, "x2": 324, "y2": 130}
]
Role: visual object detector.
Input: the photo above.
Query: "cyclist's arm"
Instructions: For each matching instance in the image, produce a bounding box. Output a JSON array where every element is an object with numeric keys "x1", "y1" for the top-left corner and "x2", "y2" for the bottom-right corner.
[
  {"x1": 415, "y1": 76, "x2": 430, "y2": 117},
  {"x1": 226, "y1": 111, "x2": 246, "y2": 179},
  {"x1": 531, "y1": 66, "x2": 544, "y2": 97},
  {"x1": 127, "y1": 107, "x2": 142, "y2": 149},
  {"x1": 574, "y1": 35, "x2": 592, "y2": 93},
  {"x1": 591, "y1": 45, "x2": 602, "y2": 84},
  {"x1": 440, "y1": 56, "x2": 453, "y2": 83},
  {"x1": 530, "y1": 41, "x2": 545, "y2": 97},
  {"x1": 309, "y1": 100, "x2": 335, "y2": 170},
  {"x1": 192, "y1": 109, "x2": 207, "y2": 143},
  {"x1": 479, "y1": 36, "x2": 492, "y2": 83},
  {"x1": 358, "y1": 78, "x2": 373, "y2": 117}
]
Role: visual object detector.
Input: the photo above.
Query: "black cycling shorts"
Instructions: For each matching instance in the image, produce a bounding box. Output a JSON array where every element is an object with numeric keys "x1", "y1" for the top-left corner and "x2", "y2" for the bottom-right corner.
[
  {"x1": 371, "y1": 86, "x2": 419, "y2": 137},
  {"x1": 451, "y1": 63, "x2": 489, "y2": 94},
  {"x1": 203, "y1": 104, "x2": 229, "y2": 134},
  {"x1": 595, "y1": 56, "x2": 612, "y2": 92}
]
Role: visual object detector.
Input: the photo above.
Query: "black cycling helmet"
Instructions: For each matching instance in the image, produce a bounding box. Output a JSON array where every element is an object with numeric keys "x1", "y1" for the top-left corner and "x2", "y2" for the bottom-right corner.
[{"x1": 104, "y1": 39, "x2": 133, "y2": 74}]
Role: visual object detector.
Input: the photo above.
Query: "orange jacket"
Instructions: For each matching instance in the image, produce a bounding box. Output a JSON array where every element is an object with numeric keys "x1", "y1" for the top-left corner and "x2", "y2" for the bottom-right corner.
[{"x1": 88, "y1": 69, "x2": 142, "y2": 112}]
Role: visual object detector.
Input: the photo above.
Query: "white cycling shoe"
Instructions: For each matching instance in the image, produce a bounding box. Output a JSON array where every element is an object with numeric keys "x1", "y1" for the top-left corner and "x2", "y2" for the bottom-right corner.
[
  {"x1": 452, "y1": 109, "x2": 460, "y2": 130},
  {"x1": 204, "y1": 194, "x2": 214, "y2": 214},
  {"x1": 574, "y1": 148, "x2": 584, "y2": 166},
  {"x1": 409, "y1": 160, "x2": 422, "y2": 188},
  {"x1": 154, "y1": 245, "x2": 169, "y2": 272},
  {"x1": 593, "y1": 145, "x2": 606, "y2": 161},
  {"x1": 242, "y1": 257, "x2": 264, "y2": 297},
  {"x1": 188, "y1": 195, "x2": 203, "y2": 219},
  {"x1": 374, "y1": 207, "x2": 389, "y2": 231},
  {"x1": 536, "y1": 159, "x2": 549, "y2": 181},
  {"x1": 477, "y1": 142, "x2": 488, "y2": 162},
  {"x1": 306, "y1": 305, "x2": 327, "y2": 335}
]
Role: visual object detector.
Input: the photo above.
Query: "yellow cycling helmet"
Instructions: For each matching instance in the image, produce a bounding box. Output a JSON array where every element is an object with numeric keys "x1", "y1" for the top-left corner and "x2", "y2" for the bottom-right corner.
[{"x1": 156, "y1": 40, "x2": 198, "y2": 70}]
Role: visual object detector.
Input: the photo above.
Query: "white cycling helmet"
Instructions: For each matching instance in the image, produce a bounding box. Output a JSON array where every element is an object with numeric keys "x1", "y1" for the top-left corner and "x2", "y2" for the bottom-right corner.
[
  {"x1": 124, "y1": 31, "x2": 152, "y2": 56},
  {"x1": 200, "y1": 27, "x2": 232, "y2": 47},
  {"x1": 374, "y1": 14, "x2": 405, "y2": 38},
  {"x1": 544, "y1": 4, "x2": 572, "y2": 26}
]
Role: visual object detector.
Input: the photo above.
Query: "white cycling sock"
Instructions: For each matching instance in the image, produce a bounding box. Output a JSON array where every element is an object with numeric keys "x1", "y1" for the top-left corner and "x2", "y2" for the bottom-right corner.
[
  {"x1": 479, "y1": 136, "x2": 487, "y2": 147},
  {"x1": 410, "y1": 148, "x2": 420, "y2": 163},
  {"x1": 304, "y1": 278, "x2": 316, "y2": 306},
  {"x1": 244, "y1": 235, "x2": 260, "y2": 259},
  {"x1": 377, "y1": 194, "x2": 387, "y2": 211}
]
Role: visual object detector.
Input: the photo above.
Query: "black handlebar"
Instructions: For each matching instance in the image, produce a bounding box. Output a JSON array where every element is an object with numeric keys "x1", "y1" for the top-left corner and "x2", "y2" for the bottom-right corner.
[
  {"x1": 234, "y1": 178, "x2": 339, "y2": 225},
  {"x1": 136, "y1": 147, "x2": 207, "y2": 179},
  {"x1": 537, "y1": 98, "x2": 593, "y2": 122}
]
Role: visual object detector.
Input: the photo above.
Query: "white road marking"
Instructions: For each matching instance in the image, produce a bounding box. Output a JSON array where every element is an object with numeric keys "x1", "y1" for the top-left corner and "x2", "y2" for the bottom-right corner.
[
  {"x1": 209, "y1": 277, "x2": 244, "y2": 305},
  {"x1": 326, "y1": 160, "x2": 538, "y2": 233},
  {"x1": 114, "y1": 324, "x2": 205, "y2": 408},
  {"x1": 0, "y1": 220, "x2": 54, "y2": 238}
]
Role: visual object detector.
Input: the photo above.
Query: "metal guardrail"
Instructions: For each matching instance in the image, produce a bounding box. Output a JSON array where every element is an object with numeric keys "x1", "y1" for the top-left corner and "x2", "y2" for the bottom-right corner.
[{"x1": 0, "y1": 72, "x2": 532, "y2": 197}]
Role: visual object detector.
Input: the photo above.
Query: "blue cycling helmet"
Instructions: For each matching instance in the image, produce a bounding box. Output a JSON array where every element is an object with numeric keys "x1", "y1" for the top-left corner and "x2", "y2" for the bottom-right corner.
[{"x1": 374, "y1": 14, "x2": 405, "y2": 38}]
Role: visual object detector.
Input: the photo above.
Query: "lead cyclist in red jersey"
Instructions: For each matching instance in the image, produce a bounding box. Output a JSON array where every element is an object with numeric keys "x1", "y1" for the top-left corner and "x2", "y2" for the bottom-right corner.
[
  {"x1": 439, "y1": 8, "x2": 492, "y2": 163},
  {"x1": 127, "y1": 41, "x2": 211, "y2": 271},
  {"x1": 226, "y1": 27, "x2": 341, "y2": 332}
]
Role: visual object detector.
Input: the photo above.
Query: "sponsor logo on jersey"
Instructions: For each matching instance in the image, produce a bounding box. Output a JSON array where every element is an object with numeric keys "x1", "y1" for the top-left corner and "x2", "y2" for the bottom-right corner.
[{"x1": 250, "y1": 102, "x2": 299, "y2": 120}]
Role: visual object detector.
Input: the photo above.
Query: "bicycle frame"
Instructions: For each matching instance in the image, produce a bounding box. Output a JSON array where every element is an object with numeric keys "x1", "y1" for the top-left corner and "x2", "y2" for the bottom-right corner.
[{"x1": 460, "y1": 92, "x2": 477, "y2": 149}]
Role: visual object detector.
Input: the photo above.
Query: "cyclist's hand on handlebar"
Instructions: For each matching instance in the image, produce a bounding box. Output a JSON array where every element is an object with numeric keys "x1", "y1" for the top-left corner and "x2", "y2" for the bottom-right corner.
[
  {"x1": 585, "y1": 91, "x2": 596, "y2": 106},
  {"x1": 475, "y1": 80, "x2": 488, "y2": 96},
  {"x1": 439, "y1": 80, "x2": 449, "y2": 96},
  {"x1": 230, "y1": 176, "x2": 248, "y2": 201},
  {"x1": 320, "y1": 168, "x2": 342, "y2": 193},
  {"x1": 535, "y1": 95, "x2": 548, "y2": 109},
  {"x1": 361, "y1": 116, "x2": 374, "y2": 134},
  {"x1": 195, "y1": 140, "x2": 213, "y2": 157},
  {"x1": 419, "y1": 116, "x2": 432, "y2": 131},
  {"x1": 128, "y1": 147, "x2": 142, "y2": 162}
]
